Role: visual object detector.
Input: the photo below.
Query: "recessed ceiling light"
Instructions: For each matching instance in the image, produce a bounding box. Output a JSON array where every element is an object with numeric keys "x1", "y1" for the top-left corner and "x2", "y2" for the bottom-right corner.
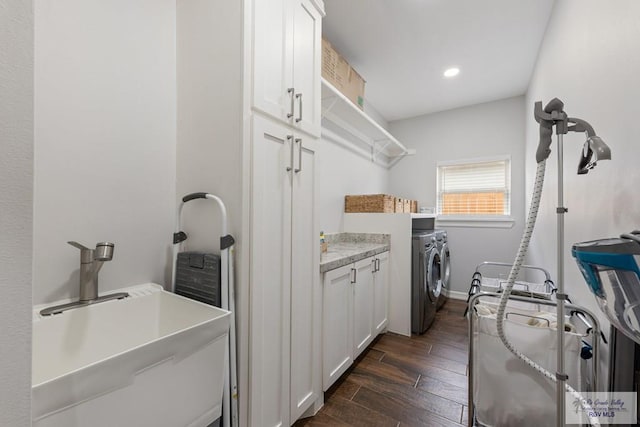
[{"x1": 443, "y1": 67, "x2": 460, "y2": 78}]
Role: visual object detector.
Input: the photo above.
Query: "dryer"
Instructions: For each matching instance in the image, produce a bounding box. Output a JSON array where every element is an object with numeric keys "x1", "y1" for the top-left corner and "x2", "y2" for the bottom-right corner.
[
  {"x1": 411, "y1": 230, "x2": 442, "y2": 334},
  {"x1": 434, "y1": 229, "x2": 450, "y2": 310}
]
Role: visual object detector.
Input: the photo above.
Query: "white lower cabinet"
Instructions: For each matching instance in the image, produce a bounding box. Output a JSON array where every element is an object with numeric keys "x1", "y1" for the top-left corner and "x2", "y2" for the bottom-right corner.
[
  {"x1": 290, "y1": 129, "x2": 321, "y2": 422},
  {"x1": 353, "y1": 258, "x2": 375, "y2": 359},
  {"x1": 373, "y1": 251, "x2": 390, "y2": 335},
  {"x1": 322, "y1": 251, "x2": 389, "y2": 391},
  {"x1": 250, "y1": 115, "x2": 320, "y2": 426},
  {"x1": 322, "y1": 263, "x2": 354, "y2": 390}
]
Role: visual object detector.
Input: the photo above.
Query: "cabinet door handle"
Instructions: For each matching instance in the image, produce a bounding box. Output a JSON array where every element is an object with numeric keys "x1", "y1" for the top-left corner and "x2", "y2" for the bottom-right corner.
[
  {"x1": 286, "y1": 135, "x2": 294, "y2": 172},
  {"x1": 376, "y1": 258, "x2": 380, "y2": 272},
  {"x1": 294, "y1": 138, "x2": 302, "y2": 173},
  {"x1": 295, "y1": 93, "x2": 303, "y2": 123},
  {"x1": 287, "y1": 88, "x2": 295, "y2": 119},
  {"x1": 371, "y1": 259, "x2": 376, "y2": 273},
  {"x1": 350, "y1": 268, "x2": 356, "y2": 284}
]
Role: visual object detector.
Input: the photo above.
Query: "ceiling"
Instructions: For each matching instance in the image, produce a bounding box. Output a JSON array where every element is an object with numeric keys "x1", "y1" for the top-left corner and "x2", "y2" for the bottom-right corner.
[{"x1": 322, "y1": 0, "x2": 555, "y2": 122}]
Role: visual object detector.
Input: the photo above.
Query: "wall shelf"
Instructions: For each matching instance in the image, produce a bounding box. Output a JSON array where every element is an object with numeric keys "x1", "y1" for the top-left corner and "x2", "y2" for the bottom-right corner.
[{"x1": 321, "y1": 78, "x2": 415, "y2": 168}]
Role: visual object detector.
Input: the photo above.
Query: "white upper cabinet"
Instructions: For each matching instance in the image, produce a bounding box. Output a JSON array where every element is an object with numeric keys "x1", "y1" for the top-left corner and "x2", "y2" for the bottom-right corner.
[
  {"x1": 253, "y1": 0, "x2": 324, "y2": 138},
  {"x1": 290, "y1": 0, "x2": 322, "y2": 136},
  {"x1": 252, "y1": 0, "x2": 293, "y2": 126}
]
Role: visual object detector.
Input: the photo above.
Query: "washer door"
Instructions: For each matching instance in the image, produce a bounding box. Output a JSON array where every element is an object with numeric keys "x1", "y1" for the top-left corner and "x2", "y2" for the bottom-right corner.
[
  {"x1": 440, "y1": 243, "x2": 450, "y2": 291},
  {"x1": 425, "y1": 247, "x2": 442, "y2": 302}
]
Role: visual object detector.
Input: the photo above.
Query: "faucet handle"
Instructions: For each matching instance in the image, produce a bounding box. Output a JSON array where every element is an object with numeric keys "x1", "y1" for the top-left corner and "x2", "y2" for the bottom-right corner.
[
  {"x1": 68, "y1": 241, "x2": 91, "y2": 251},
  {"x1": 68, "y1": 241, "x2": 94, "y2": 264}
]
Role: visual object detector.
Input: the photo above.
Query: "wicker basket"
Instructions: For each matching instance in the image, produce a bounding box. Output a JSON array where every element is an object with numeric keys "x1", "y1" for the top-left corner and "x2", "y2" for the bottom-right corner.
[
  {"x1": 394, "y1": 198, "x2": 403, "y2": 212},
  {"x1": 345, "y1": 194, "x2": 396, "y2": 213},
  {"x1": 411, "y1": 200, "x2": 418, "y2": 213}
]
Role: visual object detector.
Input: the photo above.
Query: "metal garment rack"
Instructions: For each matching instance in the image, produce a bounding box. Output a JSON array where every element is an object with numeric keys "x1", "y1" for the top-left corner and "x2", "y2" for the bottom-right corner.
[
  {"x1": 464, "y1": 262, "x2": 556, "y2": 317},
  {"x1": 467, "y1": 292, "x2": 601, "y2": 427}
]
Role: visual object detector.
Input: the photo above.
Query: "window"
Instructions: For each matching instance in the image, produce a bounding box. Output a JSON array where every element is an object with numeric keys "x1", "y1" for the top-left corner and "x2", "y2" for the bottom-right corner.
[{"x1": 437, "y1": 157, "x2": 511, "y2": 216}]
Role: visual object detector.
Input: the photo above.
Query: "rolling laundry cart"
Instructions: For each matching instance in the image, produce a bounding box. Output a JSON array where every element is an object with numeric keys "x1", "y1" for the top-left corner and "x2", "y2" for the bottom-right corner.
[
  {"x1": 468, "y1": 291, "x2": 601, "y2": 427},
  {"x1": 464, "y1": 262, "x2": 556, "y2": 316},
  {"x1": 172, "y1": 192, "x2": 238, "y2": 427}
]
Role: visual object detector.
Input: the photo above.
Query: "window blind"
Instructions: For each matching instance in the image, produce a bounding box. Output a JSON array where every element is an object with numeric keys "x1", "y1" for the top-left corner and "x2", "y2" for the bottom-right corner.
[{"x1": 437, "y1": 159, "x2": 510, "y2": 215}]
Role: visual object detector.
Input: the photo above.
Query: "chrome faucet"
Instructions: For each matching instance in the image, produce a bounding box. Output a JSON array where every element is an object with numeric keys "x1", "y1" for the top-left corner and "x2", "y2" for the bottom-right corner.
[
  {"x1": 40, "y1": 241, "x2": 129, "y2": 316},
  {"x1": 68, "y1": 241, "x2": 114, "y2": 301}
]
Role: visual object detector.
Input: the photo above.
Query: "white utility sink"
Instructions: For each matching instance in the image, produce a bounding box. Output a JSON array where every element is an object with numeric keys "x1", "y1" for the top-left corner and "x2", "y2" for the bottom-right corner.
[{"x1": 32, "y1": 283, "x2": 230, "y2": 427}]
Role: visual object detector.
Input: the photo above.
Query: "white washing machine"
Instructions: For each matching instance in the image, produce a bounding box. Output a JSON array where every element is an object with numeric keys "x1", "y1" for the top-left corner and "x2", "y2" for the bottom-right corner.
[
  {"x1": 434, "y1": 229, "x2": 450, "y2": 310},
  {"x1": 411, "y1": 230, "x2": 442, "y2": 334}
]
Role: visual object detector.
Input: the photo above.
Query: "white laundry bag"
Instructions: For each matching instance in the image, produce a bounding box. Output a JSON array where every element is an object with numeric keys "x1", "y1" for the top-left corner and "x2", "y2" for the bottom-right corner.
[{"x1": 473, "y1": 307, "x2": 583, "y2": 427}]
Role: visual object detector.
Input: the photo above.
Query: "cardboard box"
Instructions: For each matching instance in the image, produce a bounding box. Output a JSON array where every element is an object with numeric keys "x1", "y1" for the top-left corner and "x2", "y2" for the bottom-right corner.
[
  {"x1": 322, "y1": 39, "x2": 347, "y2": 86},
  {"x1": 322, "y1": 38, "x2": 365, "y2": 110},
  {"x1": 343, "y1": 68, "x2": 365, "y2": 110}
]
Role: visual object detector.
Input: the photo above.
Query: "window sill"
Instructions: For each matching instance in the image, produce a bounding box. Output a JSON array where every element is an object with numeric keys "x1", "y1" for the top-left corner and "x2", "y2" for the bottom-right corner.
[{"x1": 435, "y1": 215, "x2": 515, "y2": 229}]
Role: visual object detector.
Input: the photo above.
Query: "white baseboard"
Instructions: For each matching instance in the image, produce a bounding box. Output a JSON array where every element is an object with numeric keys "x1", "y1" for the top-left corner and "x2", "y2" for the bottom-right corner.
[{"x1": 444, "y1": 289, "x2": 468, "y2": 301}]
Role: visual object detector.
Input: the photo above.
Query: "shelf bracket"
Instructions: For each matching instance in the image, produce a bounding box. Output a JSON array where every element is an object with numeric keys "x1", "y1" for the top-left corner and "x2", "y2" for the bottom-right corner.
[
  {"x1": 372, "y1": 139, "x2": 393, "y2": 162},
  {"x1": 387, "y1": 148, "x2": 415, "y2": 168},
  {"x1": 321, "y1": 96, "x2": 339, "y2": 119},
  {"x1": 323, "y1": 127, "x2": 390, "y2": 169},
  {"x1": 388, "y1": 153, "x2": 407, "y2": 168}
]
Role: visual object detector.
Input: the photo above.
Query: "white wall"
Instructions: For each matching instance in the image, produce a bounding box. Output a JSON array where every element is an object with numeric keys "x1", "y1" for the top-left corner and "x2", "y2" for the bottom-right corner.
[
  {"x1": 0, "y1": 0, "x2": 33, "y2": 424},
  {"x1": 388, "y1": 97, "x2": 527, "y2": 293},
  {"x1": 176, "y1": 0, "x2": 244, "y2": 254},
  {"x1": 33, "y1": 0, "x2": 177, "y2": 304},
  {"x1": 176, "y1": 1, "x2": 249, "y2": 424},
  {"x1": 318, "y1": 135, "x2": 389, "y2": 232},
  {"x1": 317, "y1": 95, "x2": 391, "y2": 233},
  {"x1": 525, "y1": 0, "x2": 640, "y2": 356}
]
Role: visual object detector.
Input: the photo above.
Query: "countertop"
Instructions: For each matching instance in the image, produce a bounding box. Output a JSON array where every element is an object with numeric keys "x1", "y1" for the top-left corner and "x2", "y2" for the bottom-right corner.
[{"x1": 320, "y1": 233, "x2": 390, "y2": 273}]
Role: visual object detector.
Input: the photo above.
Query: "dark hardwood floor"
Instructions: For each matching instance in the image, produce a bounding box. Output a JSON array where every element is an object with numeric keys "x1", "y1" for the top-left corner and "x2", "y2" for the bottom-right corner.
[{"x1": 296, "y1": 298, "x2": 469, "y2": 427}]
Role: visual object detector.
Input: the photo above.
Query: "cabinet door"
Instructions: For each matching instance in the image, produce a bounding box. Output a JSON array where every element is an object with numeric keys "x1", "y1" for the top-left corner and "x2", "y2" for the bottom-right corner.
[
  {"x1": 250, "y1": 115, "x2": 293, "y2": 427},
  {"x1": 353, "y1": 257, "x2": 375, "y2": 359},
  {"x1": 290, "y1": 136, "x2": 320, "y2": 420},
  {"x1": 291, "y1": 0, "x2": 322, "y2": 137},
  {"x1": 252, "y1": 0, "x2": 294, "y2": 124},
  {"x1": 322, "y1": 263, "x2": 354, "y2": 391},
  {"x1": 373, "y1": 252, "x2": 390, "y2": 335}
]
